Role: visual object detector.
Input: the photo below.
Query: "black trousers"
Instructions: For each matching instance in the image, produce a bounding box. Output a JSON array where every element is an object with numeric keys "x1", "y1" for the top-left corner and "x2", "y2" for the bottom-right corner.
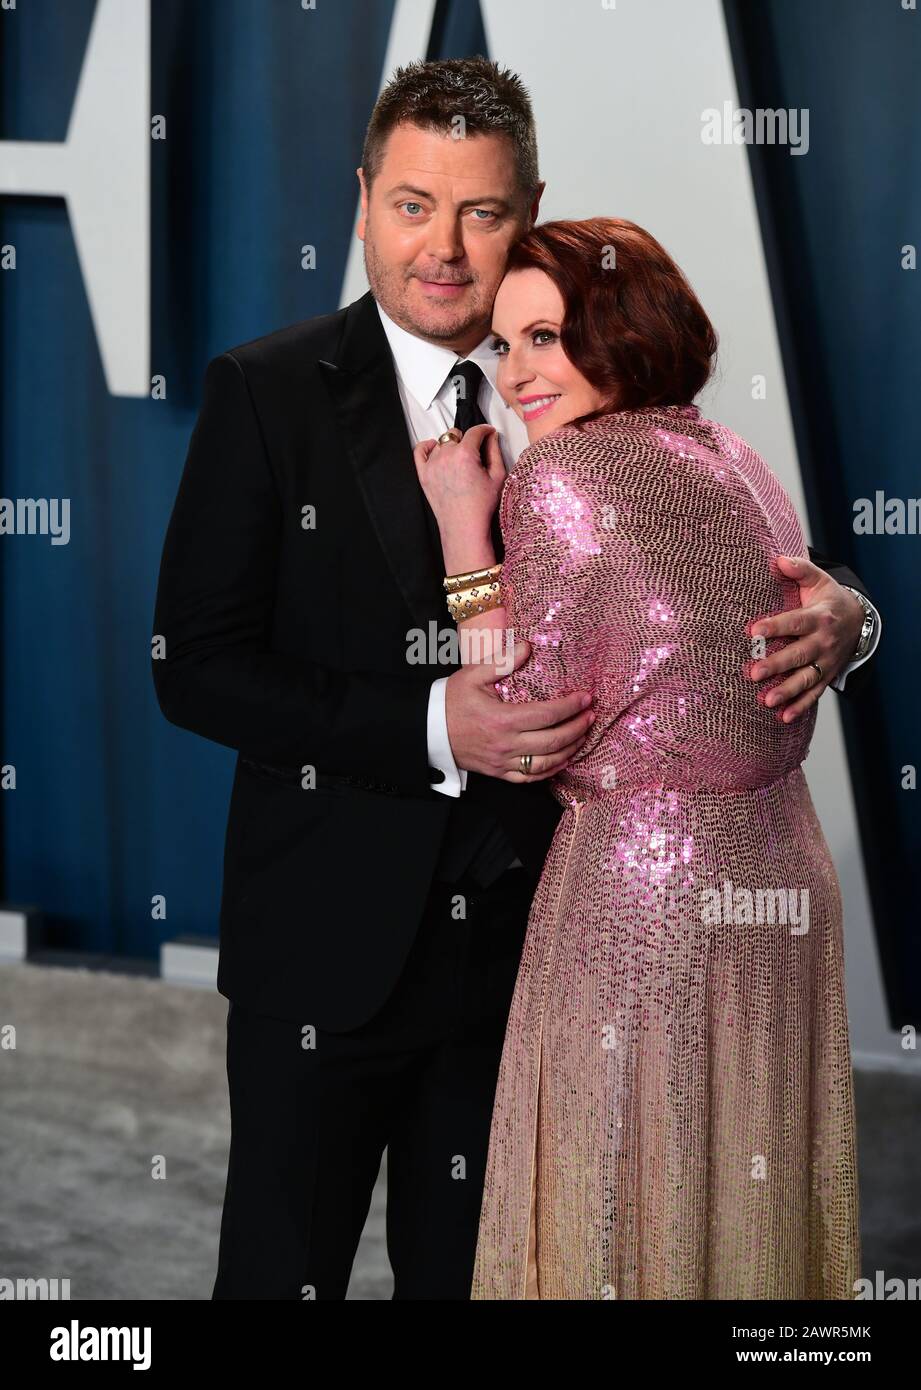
[{"x1": 212, "y1": 863, "x2": 538, "y2": 1300}]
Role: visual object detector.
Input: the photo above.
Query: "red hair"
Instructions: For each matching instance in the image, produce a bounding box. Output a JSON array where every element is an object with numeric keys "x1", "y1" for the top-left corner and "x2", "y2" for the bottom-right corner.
[{"x1": 504, "y1": 218, "x2": 717, "y2": 421}]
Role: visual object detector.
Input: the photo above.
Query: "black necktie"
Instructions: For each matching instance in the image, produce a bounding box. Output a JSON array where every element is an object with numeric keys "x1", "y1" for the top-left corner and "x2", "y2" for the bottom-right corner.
[
  {"x1": 430, "y1": 364, "x2": 521, "y2": 888},
  {"x1": 448, "y1": 359, "x2": 504, "y2": 562},
  {"x1": 450, "y1": 359, "x2": 487, "y2": 433}
]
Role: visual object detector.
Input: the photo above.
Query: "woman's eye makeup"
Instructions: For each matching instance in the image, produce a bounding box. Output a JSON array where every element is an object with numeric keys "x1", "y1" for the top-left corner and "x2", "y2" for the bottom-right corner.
[{"x1": 489, "y1": 328, "x2": 559, "y2": 354}]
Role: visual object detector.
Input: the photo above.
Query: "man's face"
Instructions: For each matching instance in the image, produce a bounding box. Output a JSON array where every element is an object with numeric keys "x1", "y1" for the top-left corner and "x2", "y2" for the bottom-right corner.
[{"x1": 357, "y1": 122, "x2": 542, "y2": 351}]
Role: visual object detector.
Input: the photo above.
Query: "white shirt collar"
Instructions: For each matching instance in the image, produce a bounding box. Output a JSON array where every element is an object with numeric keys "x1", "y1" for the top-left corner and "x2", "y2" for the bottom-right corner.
[{"x1": 375, "y1": 298, "x2": 502, "y2": 411}]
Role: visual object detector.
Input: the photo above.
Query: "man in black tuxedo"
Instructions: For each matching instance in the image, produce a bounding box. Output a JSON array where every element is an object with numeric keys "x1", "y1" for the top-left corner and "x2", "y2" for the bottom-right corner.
[{"x1": 152, "y1": 58, "x2": 879, "y2": 1300}]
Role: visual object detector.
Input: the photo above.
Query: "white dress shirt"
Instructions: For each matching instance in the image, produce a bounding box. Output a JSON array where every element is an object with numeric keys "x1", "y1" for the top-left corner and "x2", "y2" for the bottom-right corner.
[
  {"x1": 377, "y1": 299, "x2": 528, "y2": 798},
  {"x1": 375, "y1": 299, "x2": 880, "y2": 800}
]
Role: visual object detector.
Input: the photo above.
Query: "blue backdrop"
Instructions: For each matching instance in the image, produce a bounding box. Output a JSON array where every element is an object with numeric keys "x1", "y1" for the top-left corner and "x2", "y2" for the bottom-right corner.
[
  {"x1": 725, "y1": 0, "x2": 921, "y2": 1025},
  {"x1": 1, "y1": 0, "x2": 400, "y2": 955},
  {"x1": 1, "y1": 0, "x2": 917, "y2": 1024}
]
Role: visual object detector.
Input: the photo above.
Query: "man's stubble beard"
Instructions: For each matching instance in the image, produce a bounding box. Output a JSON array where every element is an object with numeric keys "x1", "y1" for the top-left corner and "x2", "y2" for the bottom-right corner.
[{"x1": 362, "y1": 235, "x2": 493, "y2": 346}]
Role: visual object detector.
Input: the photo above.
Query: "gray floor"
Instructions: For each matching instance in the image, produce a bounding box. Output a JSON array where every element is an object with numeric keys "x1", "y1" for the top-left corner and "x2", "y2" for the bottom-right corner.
[{"x1": 0, "y1": 961, "x2": 917, "y2": 1299}]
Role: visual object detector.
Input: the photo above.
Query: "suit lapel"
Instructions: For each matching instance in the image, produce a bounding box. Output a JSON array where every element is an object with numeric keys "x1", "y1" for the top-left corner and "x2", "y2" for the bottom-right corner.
[{"x1": 318, "y1": 292, "x2": 447, "y2": 632}]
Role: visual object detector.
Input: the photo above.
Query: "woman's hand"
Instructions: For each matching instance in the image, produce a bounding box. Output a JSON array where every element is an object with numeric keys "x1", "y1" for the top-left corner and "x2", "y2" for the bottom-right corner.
[{"x1": 413, "y1": 424, "x2": 506, "y2": 563}]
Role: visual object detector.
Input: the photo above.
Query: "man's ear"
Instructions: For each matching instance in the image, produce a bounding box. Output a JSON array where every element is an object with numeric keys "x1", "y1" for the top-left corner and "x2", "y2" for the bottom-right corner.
[
  {"x1": 528, "y1": 180, "x2": 546, "y2": 225},
  {"x1": 356, "y1": 167, "x2": 368, "y2": 240}
]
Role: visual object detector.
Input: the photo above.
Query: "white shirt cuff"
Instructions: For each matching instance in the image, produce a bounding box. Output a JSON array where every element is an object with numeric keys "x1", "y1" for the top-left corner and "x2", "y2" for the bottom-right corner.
[
  {"x1": 427, "y1": 676, "x2": 467, "y2": 796},
  {"x1": 831, "y1": 598, "x2": 882, "y2": 692}
]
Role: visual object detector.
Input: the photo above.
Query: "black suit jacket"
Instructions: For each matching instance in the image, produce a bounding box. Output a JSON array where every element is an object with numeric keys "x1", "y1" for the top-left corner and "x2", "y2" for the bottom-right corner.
[{"x1": 152, "y1": 290, "x2": 873, "y2": 1031}]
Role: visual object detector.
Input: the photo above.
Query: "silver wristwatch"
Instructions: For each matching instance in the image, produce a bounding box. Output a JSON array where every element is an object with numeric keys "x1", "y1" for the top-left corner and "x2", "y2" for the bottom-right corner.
[{"x1": 841, "y1": 586, "x2": 876, "y2": 661}]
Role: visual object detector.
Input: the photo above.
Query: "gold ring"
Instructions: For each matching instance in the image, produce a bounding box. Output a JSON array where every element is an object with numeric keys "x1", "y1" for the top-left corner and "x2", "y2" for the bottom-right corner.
[
  {"x1": 519, "y1": 754, "x2": 533, "y2": 776},
  {"x1": 809, "y1": 661, "x2": 823, "y2": 680},
  {"x1": 437, "y1": 428, "x2": 462, "y2": 445}
]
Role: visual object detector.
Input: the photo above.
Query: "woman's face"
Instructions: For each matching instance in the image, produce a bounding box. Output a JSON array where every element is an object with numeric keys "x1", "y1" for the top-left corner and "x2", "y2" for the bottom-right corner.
[{"x1": 490, "y1": 267, "x2": 608, "y2": 442}]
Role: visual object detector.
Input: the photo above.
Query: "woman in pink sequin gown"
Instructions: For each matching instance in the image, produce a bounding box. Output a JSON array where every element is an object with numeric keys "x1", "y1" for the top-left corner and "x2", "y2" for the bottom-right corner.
[{"x1": 415, "y1": 219, "x2": 861, "y2": 1300}]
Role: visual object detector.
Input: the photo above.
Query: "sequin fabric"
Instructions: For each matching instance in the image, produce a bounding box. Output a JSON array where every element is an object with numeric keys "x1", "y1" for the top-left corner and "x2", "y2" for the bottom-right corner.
[{"x1": 471, "y1": 405, "x2": 860, "y2": 1300}]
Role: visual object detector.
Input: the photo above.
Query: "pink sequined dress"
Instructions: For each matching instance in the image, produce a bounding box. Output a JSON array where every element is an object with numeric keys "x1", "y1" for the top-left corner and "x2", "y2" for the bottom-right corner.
[{"x1": 470, "y1": 404, "x2": 860, "y2": 1300}]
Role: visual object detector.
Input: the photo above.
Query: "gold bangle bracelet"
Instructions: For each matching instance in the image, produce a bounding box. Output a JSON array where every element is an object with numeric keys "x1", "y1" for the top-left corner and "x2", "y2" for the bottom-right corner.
[
  {"x1": 446, "y1": 581, "x2": 503, "y2": 622},
  {"x1": 443, "y1": 563, "x2": 502, "y2": 596}
]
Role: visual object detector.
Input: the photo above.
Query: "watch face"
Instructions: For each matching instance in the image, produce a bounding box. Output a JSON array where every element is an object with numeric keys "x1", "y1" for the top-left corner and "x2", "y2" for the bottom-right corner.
[
  {"x1": 856, "y1": 609, "x2": 874, "y2": 658},
  {"x1": 844, "y1": 588, "x2": 874, "y2": 659}
]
